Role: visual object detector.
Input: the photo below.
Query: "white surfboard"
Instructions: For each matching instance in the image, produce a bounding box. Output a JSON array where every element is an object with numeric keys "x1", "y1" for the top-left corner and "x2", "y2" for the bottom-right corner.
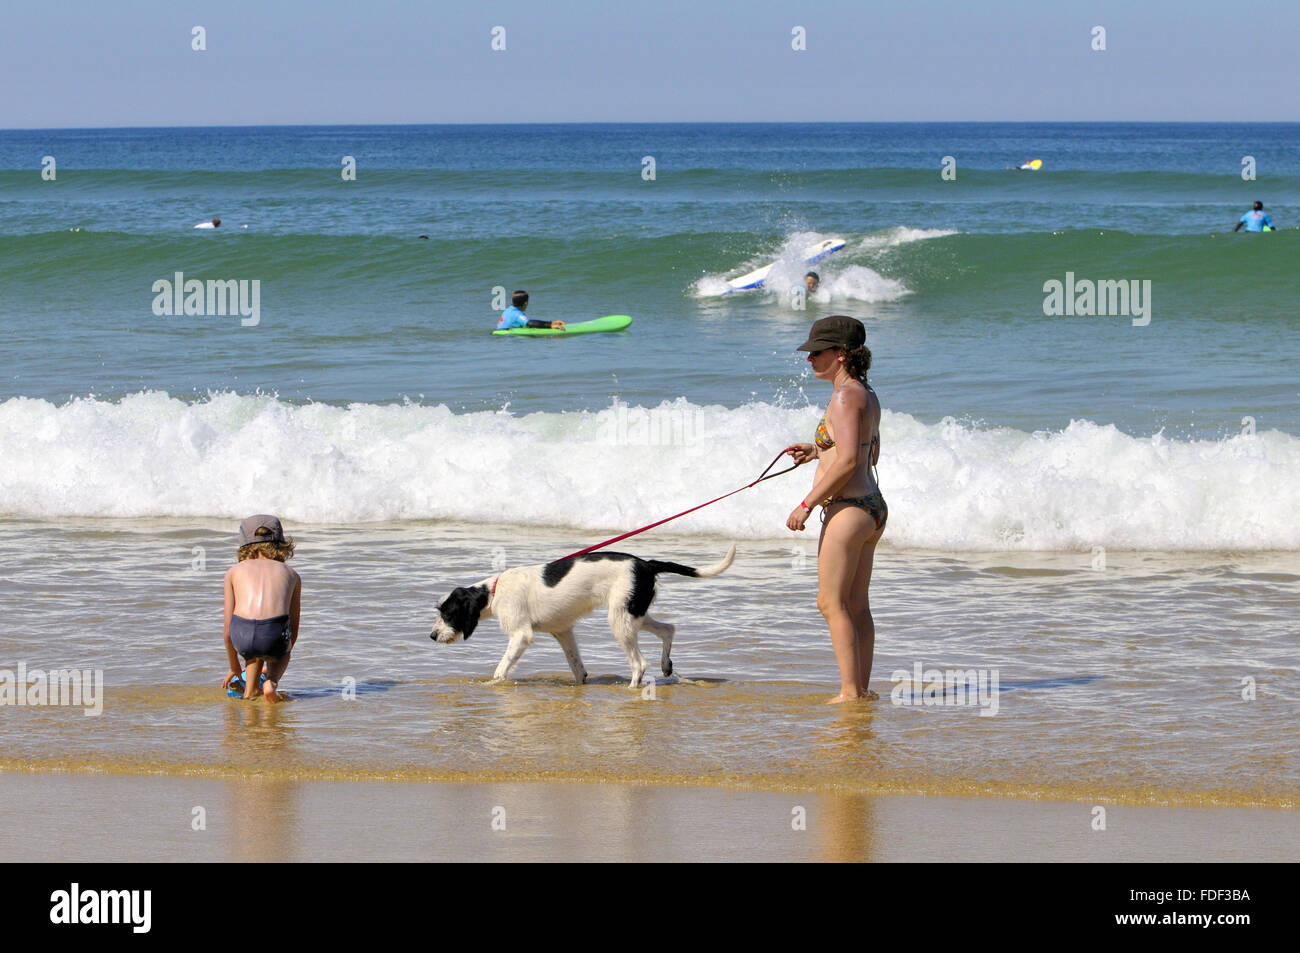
[{"x1": 725, "y1": 238, "x2": 846, "y2": 292}]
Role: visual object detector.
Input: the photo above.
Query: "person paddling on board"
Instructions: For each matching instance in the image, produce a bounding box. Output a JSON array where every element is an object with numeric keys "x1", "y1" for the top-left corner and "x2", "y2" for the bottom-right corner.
[
  {"x1": 1234, "y1": 201, "x2": 1275, "y2": 232},
  {"x1": 194, "y1": 216, "x2": 221, "y2": 229},
  {"x1": 497, "y1": 290, "x2": 565, "y2": 331}
]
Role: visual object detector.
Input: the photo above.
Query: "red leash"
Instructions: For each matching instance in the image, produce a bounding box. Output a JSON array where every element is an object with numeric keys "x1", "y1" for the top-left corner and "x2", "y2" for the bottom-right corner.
[{"x1": 556, "y1": 448, "x2": 801, "y2": 561}]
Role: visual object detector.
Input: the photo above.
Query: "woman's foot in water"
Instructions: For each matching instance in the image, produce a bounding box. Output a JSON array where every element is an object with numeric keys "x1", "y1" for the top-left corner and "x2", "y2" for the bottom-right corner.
[
  {"x1": 826, "y1": 689, "x2": 878, "y2": 705},
  {"x1": 262, "y1": 679, "x2": 282, "y2": 704}
]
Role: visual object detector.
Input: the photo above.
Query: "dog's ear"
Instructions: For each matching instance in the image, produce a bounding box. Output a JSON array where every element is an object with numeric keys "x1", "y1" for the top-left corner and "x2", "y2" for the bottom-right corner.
[{"x1": 460, "y1": 586, "x2": 490, "y2": 640}]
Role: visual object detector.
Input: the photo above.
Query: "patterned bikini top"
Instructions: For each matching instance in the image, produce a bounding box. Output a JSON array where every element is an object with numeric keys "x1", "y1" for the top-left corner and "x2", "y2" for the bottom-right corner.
[
  {"x1": 814, "y1": 413, "x2": 835, "y2": 450},
  {"x1": 814, "y1": 412, "x2": 876, "y2": 453}
]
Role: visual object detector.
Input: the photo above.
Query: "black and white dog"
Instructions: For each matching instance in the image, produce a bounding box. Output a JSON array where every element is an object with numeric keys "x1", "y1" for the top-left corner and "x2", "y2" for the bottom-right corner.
[{"x1": 431, "y1": 545, "x2": 736, "y2": 686}]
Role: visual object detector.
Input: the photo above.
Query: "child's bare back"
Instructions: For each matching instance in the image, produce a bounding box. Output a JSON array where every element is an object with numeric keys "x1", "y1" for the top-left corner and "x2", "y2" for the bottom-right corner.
[{"x1": 227, "y1": 558, "x2": 299, "y2": 619}]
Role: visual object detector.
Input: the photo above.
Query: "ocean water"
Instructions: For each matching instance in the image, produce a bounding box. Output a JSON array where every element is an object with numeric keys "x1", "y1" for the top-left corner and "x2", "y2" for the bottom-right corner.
[{"x1": 1, "y1": 123, "x2": 1297, "y2": 806}]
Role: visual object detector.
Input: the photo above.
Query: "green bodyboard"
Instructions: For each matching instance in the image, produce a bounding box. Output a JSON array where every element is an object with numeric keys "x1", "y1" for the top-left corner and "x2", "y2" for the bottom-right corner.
[{"x1": 492, "y1": 314, "x2": 632, "y2": 337}]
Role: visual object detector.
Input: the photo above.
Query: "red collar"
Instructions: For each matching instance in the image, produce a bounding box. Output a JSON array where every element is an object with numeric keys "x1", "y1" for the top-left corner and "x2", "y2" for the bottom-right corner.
[{"x1": 490, "y1": 576, "x2": 499, "y2": 598}]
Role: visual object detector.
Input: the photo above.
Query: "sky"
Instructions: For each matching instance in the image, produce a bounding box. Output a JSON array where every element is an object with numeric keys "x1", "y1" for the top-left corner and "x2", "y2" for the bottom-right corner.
[{"x1": 1, "y1": 0, "x2": 1296, "y2": 128}]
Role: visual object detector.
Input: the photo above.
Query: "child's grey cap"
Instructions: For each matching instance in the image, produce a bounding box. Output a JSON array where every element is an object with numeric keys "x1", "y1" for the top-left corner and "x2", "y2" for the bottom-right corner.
[{"x1": 239, "y1": 514, "x2": 285, "y2": 546}]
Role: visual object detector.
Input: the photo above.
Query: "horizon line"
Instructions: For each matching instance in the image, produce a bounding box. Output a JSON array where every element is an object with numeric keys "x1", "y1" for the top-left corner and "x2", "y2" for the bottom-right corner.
[{"x1": 4, "y1": 119, "x2": 1300, "y2": 134}]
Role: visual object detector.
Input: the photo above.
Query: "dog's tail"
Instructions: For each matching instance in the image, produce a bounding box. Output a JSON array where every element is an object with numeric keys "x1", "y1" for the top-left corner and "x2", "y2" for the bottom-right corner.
[{"x1": 647, "y1": 543, "x2": 736, "y2": 580}]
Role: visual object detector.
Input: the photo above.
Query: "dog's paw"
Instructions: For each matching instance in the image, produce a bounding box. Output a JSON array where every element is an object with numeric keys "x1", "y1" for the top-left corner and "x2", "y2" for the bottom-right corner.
[{"x1": 662, "y1": 659, "x2": 674, "y2": 677}]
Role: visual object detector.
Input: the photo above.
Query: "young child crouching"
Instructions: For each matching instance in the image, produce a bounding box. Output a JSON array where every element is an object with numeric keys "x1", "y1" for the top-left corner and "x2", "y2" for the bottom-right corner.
[{"x1": 222, "y1": 515, "x2": 301, "y2": 703}]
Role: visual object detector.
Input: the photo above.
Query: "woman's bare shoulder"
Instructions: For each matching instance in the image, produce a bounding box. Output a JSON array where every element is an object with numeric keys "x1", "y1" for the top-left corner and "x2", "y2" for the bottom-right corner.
[{"x1": 834, "y1": 379, "x2": 869, "y2": 408}]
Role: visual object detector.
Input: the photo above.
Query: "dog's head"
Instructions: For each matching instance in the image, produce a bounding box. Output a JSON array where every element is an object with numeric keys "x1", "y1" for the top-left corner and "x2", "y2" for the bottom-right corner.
[{"x1": 431, "y1": 584, "x2": 490, "y2": 644}]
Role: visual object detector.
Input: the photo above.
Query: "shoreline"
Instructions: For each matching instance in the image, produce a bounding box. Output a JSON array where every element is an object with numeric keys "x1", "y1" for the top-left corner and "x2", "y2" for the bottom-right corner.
[
  {"x1": 3, "y1": 770, "x2": 1294, "y2": 862},
  {"x1": 2, "y1": 762, "x2": 1294, "y2": 812}
]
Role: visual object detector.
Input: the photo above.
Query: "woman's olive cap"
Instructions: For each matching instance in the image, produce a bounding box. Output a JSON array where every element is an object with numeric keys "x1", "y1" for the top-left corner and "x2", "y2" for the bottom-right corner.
[{"x1": 797, "y1": 315, "x2": 865, "y2": 352}]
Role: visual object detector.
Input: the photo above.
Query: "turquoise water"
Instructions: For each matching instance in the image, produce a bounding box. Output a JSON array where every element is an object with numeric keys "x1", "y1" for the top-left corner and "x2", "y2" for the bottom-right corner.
[{"x1": 2, "y1": 123, "x2": 1298, "y2": 548}]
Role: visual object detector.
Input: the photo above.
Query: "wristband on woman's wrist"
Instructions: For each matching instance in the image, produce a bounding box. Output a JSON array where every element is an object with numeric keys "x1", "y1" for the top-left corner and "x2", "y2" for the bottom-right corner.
[{"x1": 799, "y1": 500, "x2": 812, "y2": 512}]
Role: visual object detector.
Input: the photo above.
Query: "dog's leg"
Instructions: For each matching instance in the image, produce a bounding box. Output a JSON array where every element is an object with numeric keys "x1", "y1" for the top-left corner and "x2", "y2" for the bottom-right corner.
[
  {"x1": 641, "y1": 616, "x2": 676, "y2": 677},
  {"x1": 491, "y1": 624, "x2": 534, "y2": 682},
  {"x1": 551, "y1": 629, "x2": 588, "y2": 685},
  {"x1": 609, "y1": 608, "x2": 648, "y2": 688}
]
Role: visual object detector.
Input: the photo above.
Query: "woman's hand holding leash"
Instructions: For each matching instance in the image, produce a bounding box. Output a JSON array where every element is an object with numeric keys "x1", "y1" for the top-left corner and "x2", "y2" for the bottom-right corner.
[{"x1": 785, "y1": 443, "x2": 817, "y2": 466}]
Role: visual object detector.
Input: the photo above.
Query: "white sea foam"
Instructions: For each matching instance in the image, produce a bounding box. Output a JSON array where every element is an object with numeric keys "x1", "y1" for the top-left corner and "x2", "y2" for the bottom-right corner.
[
  {"x1": 804, "y1": 265, "x2": 910, "y2": 304},
  {"x1": 851, "y1": 226, "x2": 959, "y2": 252},
  {"x1": 693, "y1": 228, "x2": 953, "y2": 302},
  {"x1": 2, "y1": 392, "x2": 1297, "y2": 551}
]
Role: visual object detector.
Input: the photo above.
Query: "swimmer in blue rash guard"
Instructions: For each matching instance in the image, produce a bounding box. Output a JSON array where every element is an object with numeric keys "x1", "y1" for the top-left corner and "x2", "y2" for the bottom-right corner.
[
  {"x1": 497, "y1": 290, "x2": 565, "y2": 331},
  {"x1": 1234, "y1": 201, "x2": 1276, "y2": 232}
]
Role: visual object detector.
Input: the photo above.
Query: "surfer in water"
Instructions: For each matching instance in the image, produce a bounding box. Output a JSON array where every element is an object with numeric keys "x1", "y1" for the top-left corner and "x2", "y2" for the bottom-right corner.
[
  {"x1": 1234, "y1": 201, "x2": 1275, "y2": 232},
  {"x1": 194, "y1": 216, "x2": 221, "y2": 229},
  {"x1": 804, "y1": 271, "x2": 820, "y2": 293},
  {"x1": 784, "y1": 316, "x2": 886, "y2": 704},
  {"x1": 497, "y1": 290, "x2": 565, "y2": 331},
  {"x1": 222, "y1": 515, "x2": 301, "y2": 703}
]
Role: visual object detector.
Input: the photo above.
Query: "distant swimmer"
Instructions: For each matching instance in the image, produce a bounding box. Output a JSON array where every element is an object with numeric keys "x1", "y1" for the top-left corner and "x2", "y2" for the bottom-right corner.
[
  {"x1": 1007, "y1": 159, "x2": 1043, "y2": 171},
  {"x1": 497, "y1": 290, "x2": 565, "y2": 331},
  {"x1": 804, "y1": 271, "x2": 820, "y2": 293},
  {"x1": 194, "y1": 216, "x2": 221, "y2": 229},
  {"x1": 1234, "y1": 201, "x2": 1275, "y2": 232}
]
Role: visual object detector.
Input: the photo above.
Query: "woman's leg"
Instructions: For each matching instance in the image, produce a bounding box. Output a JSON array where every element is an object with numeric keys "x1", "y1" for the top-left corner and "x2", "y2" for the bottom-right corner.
[
  {"x1": 817, "y1": 503, "x2": 875, "y2": 702},
  {"x1": 848, "y1": 527, "x2": 883, "y2": 691}
]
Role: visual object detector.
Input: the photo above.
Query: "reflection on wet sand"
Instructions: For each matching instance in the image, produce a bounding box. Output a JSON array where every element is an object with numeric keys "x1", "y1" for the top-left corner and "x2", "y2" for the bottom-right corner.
[
  {"x1": 814, "y1": 791, "x2": 877, "y2": 862},
  {"x1": 219, "y1": 703, "x2": 302, "y2": 861},
  {"x1": 2, "y1": 771, "x2": 1293, "y2": 863},
  {"x1": 225, "y1": 777, "x2": 300, "y2": 862},
  {"x1": 222, "y1": 697, "x2": 299, "y2": 766}
]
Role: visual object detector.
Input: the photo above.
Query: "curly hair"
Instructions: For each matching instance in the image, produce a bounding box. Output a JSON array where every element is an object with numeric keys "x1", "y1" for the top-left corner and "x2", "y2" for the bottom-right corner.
[
  {"x1": 842, "y1": 344, "x2": 872, "y2": 380},
  {"x1": 237, "y1": 533, "x2": 296, "y2": 562}
]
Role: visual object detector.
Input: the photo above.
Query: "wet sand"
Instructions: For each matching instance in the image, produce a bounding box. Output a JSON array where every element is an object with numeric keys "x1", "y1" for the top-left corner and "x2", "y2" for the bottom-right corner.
[{"x1": 2, "y1": 771, "x2": 1294, "y2": 862}]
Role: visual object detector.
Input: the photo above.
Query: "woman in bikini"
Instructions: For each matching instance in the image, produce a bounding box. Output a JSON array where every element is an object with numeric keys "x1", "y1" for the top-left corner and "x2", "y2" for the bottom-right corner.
[{"x1": 784, "y1": 316, "x2": 886, "y2": 704}]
